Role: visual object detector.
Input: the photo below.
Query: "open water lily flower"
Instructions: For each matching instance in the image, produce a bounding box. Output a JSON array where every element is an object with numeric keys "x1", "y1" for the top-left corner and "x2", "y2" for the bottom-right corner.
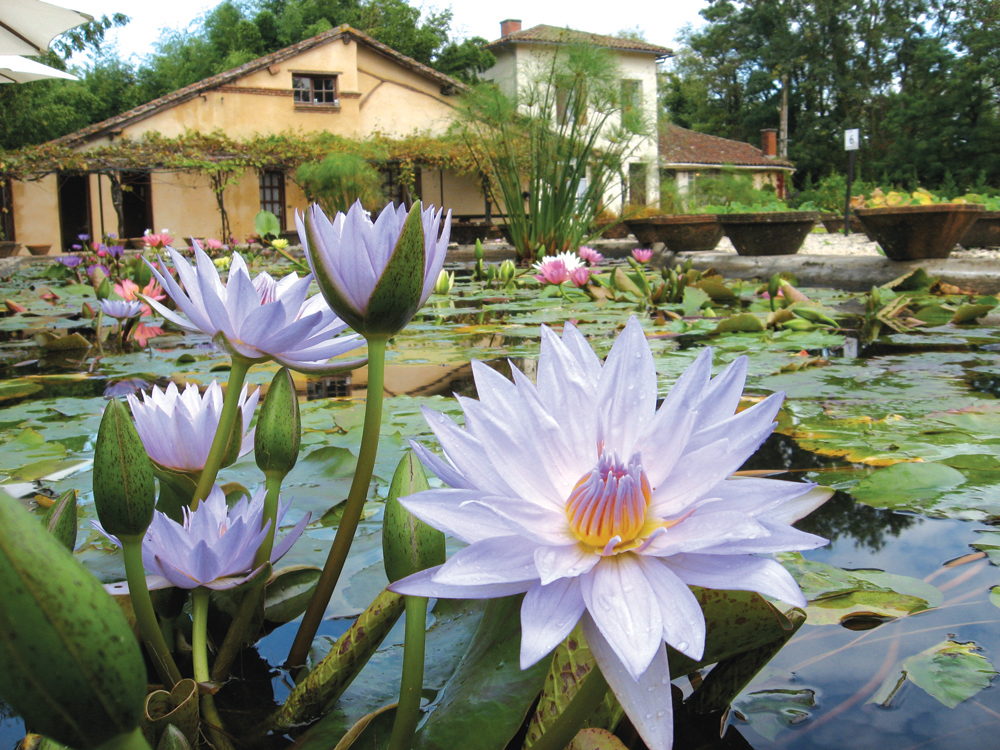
[
  {"x1": 100, "y1": 485, "x2": 309, "y2": 591},
  {"x1": 145, "y1": 245, "x2": 364, "y2": 373},
  {"x1": 297, "y1": 200, "x2": 451, "y2": 337},
  {"x1": 389, "y1": 317, "x2": 832, "y2": 750},
  {"x1": 98, "y1": 299, "x2": 144, "y2": 320},
  {"x1": 127, "y1": 381, "x2": 258, "y2": 473}
]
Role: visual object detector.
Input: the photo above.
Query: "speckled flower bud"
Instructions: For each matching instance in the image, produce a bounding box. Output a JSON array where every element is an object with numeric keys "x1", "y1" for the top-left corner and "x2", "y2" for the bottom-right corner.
[
  {"x1": 93, "y1": 397, "x2": 155, "y2": 538},
  {"x1": 255, "y1": 368, "x2": 300, "y2": 479},
  {"x1": 382, "y1": 451, "x2": 445, "y2": 583}
]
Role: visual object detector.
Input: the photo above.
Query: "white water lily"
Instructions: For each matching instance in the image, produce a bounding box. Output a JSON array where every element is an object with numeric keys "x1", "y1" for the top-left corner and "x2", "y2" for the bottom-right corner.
[
  {"x1": 145, "y1": 246, "x2": 364, "y2": 373},
  {"x1": 127, "y1": 381, "x2": 258, "y2": 473},
  {"x1": 297, "y1": 200, "x2": 451, "y2": 337},
  {"x1": 389, "y1": 316, "x2": 831, "y2": 750},
  {"x1": 101, "y1": 485, "x2": 309, "y2": 591},
  {"x1": 98, "y1": 299, "x2": 143, "y2": 320}
]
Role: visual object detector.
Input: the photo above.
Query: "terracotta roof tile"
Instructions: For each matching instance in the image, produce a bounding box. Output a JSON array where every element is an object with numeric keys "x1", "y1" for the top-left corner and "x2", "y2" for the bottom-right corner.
[
  {"x1": 659, "y1": 124, "x2": 794, "y2": 169},
  {"x1": 486, "y1": 24, "x2": 672, "y2": 57},
  {"x1": 53, "y1": 25, "x2": 466, "y2": 148}
]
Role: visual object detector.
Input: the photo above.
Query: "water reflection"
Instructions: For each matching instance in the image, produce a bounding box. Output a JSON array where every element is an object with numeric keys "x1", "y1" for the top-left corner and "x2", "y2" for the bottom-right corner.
[{"x1": 796, "y1": 491, "x2": 918, "y2": 552}]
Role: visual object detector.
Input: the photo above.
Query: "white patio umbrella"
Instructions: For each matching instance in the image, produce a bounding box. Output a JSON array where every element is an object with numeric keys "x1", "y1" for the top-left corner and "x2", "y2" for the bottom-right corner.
[
  {"x1": 0, "y1": 0, "x2": 92, "y2": 56},
  {"x1": 0, "y1": 54, "x2": 77, "y2": 83}
]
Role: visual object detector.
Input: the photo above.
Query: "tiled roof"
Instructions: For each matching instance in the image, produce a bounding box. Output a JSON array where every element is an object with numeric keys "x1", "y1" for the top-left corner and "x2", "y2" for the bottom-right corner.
[
  {"x1": 486, "y1": 24, "x2": 672, "y2": 57},
  {"x1": 54, "y1": 25, "x2": 466, "y2": 148},
  {"x1": 660, "y1": 124, "x2": 794, "y2": 169}
]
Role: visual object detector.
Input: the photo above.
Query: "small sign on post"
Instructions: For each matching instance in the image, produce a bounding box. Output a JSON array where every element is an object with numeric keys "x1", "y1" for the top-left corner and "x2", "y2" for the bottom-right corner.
[{"x1": 843, "y1": 129, "x2": 860, "y2": 235}]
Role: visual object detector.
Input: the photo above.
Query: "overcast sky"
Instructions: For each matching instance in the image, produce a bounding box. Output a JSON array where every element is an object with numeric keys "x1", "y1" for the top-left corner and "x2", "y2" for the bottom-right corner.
[{"x1": 67, "y1": 0, "x2": 707, "y2": 63}]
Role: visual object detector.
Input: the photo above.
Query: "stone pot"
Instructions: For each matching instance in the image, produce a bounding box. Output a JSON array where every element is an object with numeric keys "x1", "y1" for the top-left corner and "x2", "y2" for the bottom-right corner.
[
  {"x1": 624, "y1": 215, "x2": 724, "y2": 252},
  {"x1": 26, "y1": 244, "x2": 51, "y2": 256},
  {"x1": 128, "y1": 238, "x2": 147, "y2": 249},
  {"x1": 0, "y1": 241, "x2": 20, "y2": 258},
  {"x1": 449, "y1": 222, "x2": 504, "y2": 246},
  {"x1": 717, "y1": 211, "x2": 820, "y2": 256},
  {"x1": 854, "y1": 204, "x2": 984, "y2": 260},
  {"x1": 959, "y1": 210, "x2": 1000, "y2": 249},
  {"x1": 593, "y1": 220, "x2": 631, "y2": 240}
]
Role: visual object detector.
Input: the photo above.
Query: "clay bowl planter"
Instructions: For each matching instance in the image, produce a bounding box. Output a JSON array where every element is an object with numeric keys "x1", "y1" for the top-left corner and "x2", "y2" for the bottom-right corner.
[
  {"x1": 854, "y1": 204, "x2": 984, "y2": 260},
  {"x1": 959, "y1": 210, "x2": 1000, "y2": 249},
  {"x1": 716, "y1": 211, "x2": 820, "y2": 256},
  {"x1": 26, "y1": 244, "x2": 51, "y2": 256},
  {"x1": 624, "y1": 215, "x2": 724, "y2": 252},
  {"x1": 0, "y1": 241, "x2": 20, "y2": 258},
  {"x1": 128, "y1": 238, "x2": 147, "y2": 249}
]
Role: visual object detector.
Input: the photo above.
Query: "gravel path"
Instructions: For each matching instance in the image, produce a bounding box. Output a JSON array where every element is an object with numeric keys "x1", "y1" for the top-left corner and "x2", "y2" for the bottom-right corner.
[{"x1": 713, "y1": 230, "x2": 1000, "y2": 259}]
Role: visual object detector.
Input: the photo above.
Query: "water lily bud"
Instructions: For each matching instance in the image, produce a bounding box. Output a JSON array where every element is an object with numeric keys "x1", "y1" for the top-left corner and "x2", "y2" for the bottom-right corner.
[
  {"x1": 474, "y1": 238, "x2": 484, "y2": 261},
  {"x1": 383, "y1": 451, "x2": 445, "y2": 583},
  {"x1": 433, "y1": 269, "x2": 454, "y2": 295},
  {"x1": 500, "y1": 259, "x2": 516, "y2": 284},
  {"x1": 42, "y1": 488, "x2": 78, "y2": 552},
  {"x1": 255, "y1": 368, "x2": 300, "y2": 479},
  {"x1": 0, "y1": 496, "x2": 147, "y2": 750},
  {"x1": 94, "y1": 398, "x2": 155, "y2": 538}
]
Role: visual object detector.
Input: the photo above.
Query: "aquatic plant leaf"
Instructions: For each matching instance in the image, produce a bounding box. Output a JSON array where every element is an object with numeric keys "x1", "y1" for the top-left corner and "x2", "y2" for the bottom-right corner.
[
  {"x1": 682, "y1": 286, "x2": 710, "y2": 317},
  {"x1": 870, "y1": 640, "x2": 997, "y2": 709},
  {"x1": 412, "y1": 595, "x2": 549, "y2": 750},
  {"x1": 850, "y1": 462, "x2": 966, "y2": 508},
  {"x1": 141, "y1": 679, "x2": 199, "y2": 750},
  {"x1": 523, "y1": 623, "x2": 623, "y2": 749},
  {"x1": 263, "y1": 564, "x2": 322, "y2": 625},
  {"x1": 951, "y1": 303, "x2": 995, "y2": 324},
  {"x1": 0, "y1": 380, "x2": 43, "y2": 402},
  {"x1": 731, "y1": 688, "x2": 816, "y2": 741},
  {"x1": 990, "y1": 586, "x2": 1000, "y2": 610},
  {"x1": 568, "y1": 728, "x2": 629, "y2": 750},
  {"x1": 713, "y1": 313, "x2": 765, "y2": 334}
]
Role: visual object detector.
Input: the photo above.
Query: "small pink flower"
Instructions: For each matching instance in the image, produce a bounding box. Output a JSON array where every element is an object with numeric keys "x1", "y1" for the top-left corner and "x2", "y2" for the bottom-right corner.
[
  {"x1": 204, "y1": 238, "x2": 225, "y2": 251},
  {"x1": 570, "y1": 266, "x2": 591, "y2": 287},
  {"x1": 115, "y1": 279, "x2": 166, "y2": 317},
  {"x1": 578, "y1": 246, "x2": 604, "y2": 265},
  {"x1": 143, "y1": 232, "x2": 175, "y2": 250},
  {"x1": 533, "y1": 259, "x2": 570, "y2": 285},
  {"x1": 632, "y1": 248, "x2": 653, "y2": 264}
]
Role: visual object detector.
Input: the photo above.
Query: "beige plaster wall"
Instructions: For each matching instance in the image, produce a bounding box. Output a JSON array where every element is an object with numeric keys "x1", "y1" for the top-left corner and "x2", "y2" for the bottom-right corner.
[
  {"x1": 418, "y1": 168, "x2": 486, "y2": 217},
  {"x1": 12, "y1": 175, "x2": 61, "y2": 250}
]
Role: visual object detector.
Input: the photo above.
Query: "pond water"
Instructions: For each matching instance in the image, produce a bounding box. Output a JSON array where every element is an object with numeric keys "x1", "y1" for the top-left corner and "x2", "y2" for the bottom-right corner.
[{"x1": 2, "y1": 255, "x2": 1000, "y2": 750}]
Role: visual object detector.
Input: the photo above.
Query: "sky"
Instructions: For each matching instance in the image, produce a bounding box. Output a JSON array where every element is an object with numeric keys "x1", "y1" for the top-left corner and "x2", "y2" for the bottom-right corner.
[{"x1": 67, "y1": 0, "x2": 708, "y2": 63}]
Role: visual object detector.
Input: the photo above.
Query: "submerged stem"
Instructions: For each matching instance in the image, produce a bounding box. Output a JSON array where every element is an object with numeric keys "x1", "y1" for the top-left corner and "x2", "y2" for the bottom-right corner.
[
  {"x1": 192, "y1": 588, "x2": 236, "y2": 750},
  {"x1": 387, "y1": 596, "x2": 429, "y2": 750},
  {"x1": 285, "y1": 336, "x2": 387, "y2": 668},
  {"x1": 121, "y1": 537, "x2": 182, "y2": 687},
  {"x1": 191, "y1": 358, "x2": 251, "y2": 507}
]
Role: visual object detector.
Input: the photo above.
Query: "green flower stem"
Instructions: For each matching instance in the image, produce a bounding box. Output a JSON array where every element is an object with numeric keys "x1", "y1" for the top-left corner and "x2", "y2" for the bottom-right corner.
[
  {"x1": 96, "y1": 726, "x2": 154, "y2": 750},
  {"x1": 529, "y1": 665, "x2": 610, "y2": 750},
  {"x1": 286, "y1": 336, "x2": 387, "y2": 668},
  {"x1": 387, "y1": 596, "x2": 429, "y2": 750},
  {"x1": 211, "y1": 471, "x2": 285, "y2": 683},
  {"x1": 121, "y1": 536, "x2": 182, "y2": 687},
  {"x1": 193, "y1": 588, "x2": 236, "y2": 750},
  {"x1": 191, "y1": 358, "x2": 252, "y2": 508},
  {"x1": 254, "y1": 471, "x2": 285, "y2": 568},
  {"x1": 94, "y1": 310, "x2": 105, "y2": 357}
]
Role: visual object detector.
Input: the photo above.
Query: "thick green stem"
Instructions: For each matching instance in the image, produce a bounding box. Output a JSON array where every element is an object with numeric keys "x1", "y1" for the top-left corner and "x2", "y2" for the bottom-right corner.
[
  {"x1": 387, "y1": 596, "x2": 428, "y2": 750},
  {"x1": 96, "y1": 726, "x2": 154, "y2": 750},
  {"x1": 529, "y1": 666, "x2": 610, "y2": 750},
  {"x1": 286, "y1": 336, "x2": 387, "y2": 668},
  {"x1": 192, "y1": 588, "x2": 236, "y2": 750},
  {"x1": 191, "y1": 359, "x2": 251, "y2": 507},
  {"x1": 121, "y1": 537, "x2": 182, "y2": 687},
  {"x1": 211, "y1": 471, "x2": 284, "y2": 683}
]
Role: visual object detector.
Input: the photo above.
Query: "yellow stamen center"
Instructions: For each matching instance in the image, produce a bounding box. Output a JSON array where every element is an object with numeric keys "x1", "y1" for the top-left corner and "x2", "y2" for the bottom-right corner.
[{"x1": 566, "y1": 452, "x2": 652, "y2": 551}]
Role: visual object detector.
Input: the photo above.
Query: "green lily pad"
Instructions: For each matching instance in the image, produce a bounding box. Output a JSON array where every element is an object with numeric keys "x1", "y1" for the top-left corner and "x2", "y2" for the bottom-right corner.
[{"x1": 870, "y1": 640, "x2": 997, "y2": 709}]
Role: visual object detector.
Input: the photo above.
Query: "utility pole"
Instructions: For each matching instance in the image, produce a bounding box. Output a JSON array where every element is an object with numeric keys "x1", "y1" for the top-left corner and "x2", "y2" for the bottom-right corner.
[{"x1": 779, "y1": 73, "x2": 789, "y2": 159}]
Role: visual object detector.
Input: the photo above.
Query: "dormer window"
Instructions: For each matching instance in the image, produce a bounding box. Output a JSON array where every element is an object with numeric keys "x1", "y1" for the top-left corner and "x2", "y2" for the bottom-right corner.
[{"x1": 293, "y1": 74, "x2": 340, "y2": 108}]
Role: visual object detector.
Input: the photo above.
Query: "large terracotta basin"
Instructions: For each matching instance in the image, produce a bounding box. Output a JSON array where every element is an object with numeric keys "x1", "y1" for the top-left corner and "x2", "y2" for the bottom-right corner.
[
  {"x1": 717, "y1": 211, "x2": 819, "y2": 256},
  {"x1": 959, "y1": 210, "x2": 1000, "y2": 249},
  {"x1": 624, "y1": 215, "x2": 723, "y2": 252},
  {"x1": 854, "y1": 204, "x2": 983, "y2": 260}
]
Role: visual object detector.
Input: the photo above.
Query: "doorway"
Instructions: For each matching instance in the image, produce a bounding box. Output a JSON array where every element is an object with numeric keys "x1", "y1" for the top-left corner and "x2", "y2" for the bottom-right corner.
[
  {"x1": 120, "y1": 171, "x2": 152, "y2": 240},
  {"x1": 58, "y1": 174, "x2": 91, "y2": 252}
]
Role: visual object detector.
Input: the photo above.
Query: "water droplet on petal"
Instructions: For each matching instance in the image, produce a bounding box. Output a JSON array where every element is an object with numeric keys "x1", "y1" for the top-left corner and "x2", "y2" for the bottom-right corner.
[
  {"x1": 646, "y1": 685, "x2": 656, "y2": 692},
  {"x1": 656, "y1": 710, "x2": 666, "y2": 718},
  {"x1": 661, "y1": 676, "x2": 671, "y2": 685},
  {"x1": 677, "y1": 641, "x2": 688, "y2": 652},
  {"x1": 645, "y1": 713, "x2": 654, "y2": 719}
]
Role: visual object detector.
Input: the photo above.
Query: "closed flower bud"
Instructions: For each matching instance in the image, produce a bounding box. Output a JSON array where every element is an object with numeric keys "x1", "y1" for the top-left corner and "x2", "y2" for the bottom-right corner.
[
  {"x1": 0, "y1": 497, "x2": 147, "y2": 750},
  {"x1": 94, "y1": 398, "x2": 155, "y2": 539},
  {"x1": 382, "y1": 451, "x2": 445, "y2": 583},
  {"x1": 433, "y1": 269, "x2": 455, "y2": 295},
  {"x1": 500, "y1": 259, "x2": 516, "y2": 284},
  {"x1": 255, "y1": 368, "x2": 300, "y2": 479}
]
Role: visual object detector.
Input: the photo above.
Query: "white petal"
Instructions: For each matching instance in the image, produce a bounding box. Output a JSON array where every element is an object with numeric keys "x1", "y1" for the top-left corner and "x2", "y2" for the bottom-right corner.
[
  {"x1": 519, "y1": 577, "x2": 586, "y2": 669},
  {"x1": 399, "y1": 489, "x2": 518, "y2": 544},
  {"x1": 663, "y1": 553, "x2": 807, "y2": 607},
  {"x1": 634, "y1": 556, "x2": 705, "y2": 660},
  {"x1": 582, "y1": 613, "x2": 674, "y2": 750},
  {"x1": 767, "y1": 485, "x2": 834, "y2": 524},
  {"x1": 596, "y1": 316, "x2": 657, "y2": 458},
  {"x1": 534, "y1": 543, "x2": 600, "y2": 585},
  {"x1": 432, "y1": 536, "x2": 539, "y2": 586},
  {"x1": 388, "y1": 566, "x2": 534, "y2": 598},
  {"x1": 694, "y1": 518, "x2": 827, "y2": 555},
  {"x1": 580, "y1": 555, "x2": 662, "y2": 680}
]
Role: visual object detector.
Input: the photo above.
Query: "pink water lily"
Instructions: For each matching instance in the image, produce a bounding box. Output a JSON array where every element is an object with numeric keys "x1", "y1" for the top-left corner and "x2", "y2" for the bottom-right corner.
[
  {"x1": 569, "y1": 266, "x2": 591, "y2": 287},
  {"x1": 101, "y1": 485, "x2": 309, "y2": 591},
  {"x1": 389, "y1": 317, "x2": 831, "y2": 750},
  {"x1": 632, "y1": 248, "x2": 653, "y2": 263},
  {"x1": 578, "y1": 246, "x2": 604, "y2": 265},
  {"x1": 145, "y1": 246, "x2": 364, "y2": 373}
]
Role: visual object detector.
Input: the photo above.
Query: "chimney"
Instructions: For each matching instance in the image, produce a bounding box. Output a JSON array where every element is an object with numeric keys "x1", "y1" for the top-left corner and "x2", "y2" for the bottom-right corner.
[
  {"x1": 501, "y1": 19, "x2": 522, "y2": 37},
  {"x1": 761, "y1": 128, "x2": 777, "y2": 158}
]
